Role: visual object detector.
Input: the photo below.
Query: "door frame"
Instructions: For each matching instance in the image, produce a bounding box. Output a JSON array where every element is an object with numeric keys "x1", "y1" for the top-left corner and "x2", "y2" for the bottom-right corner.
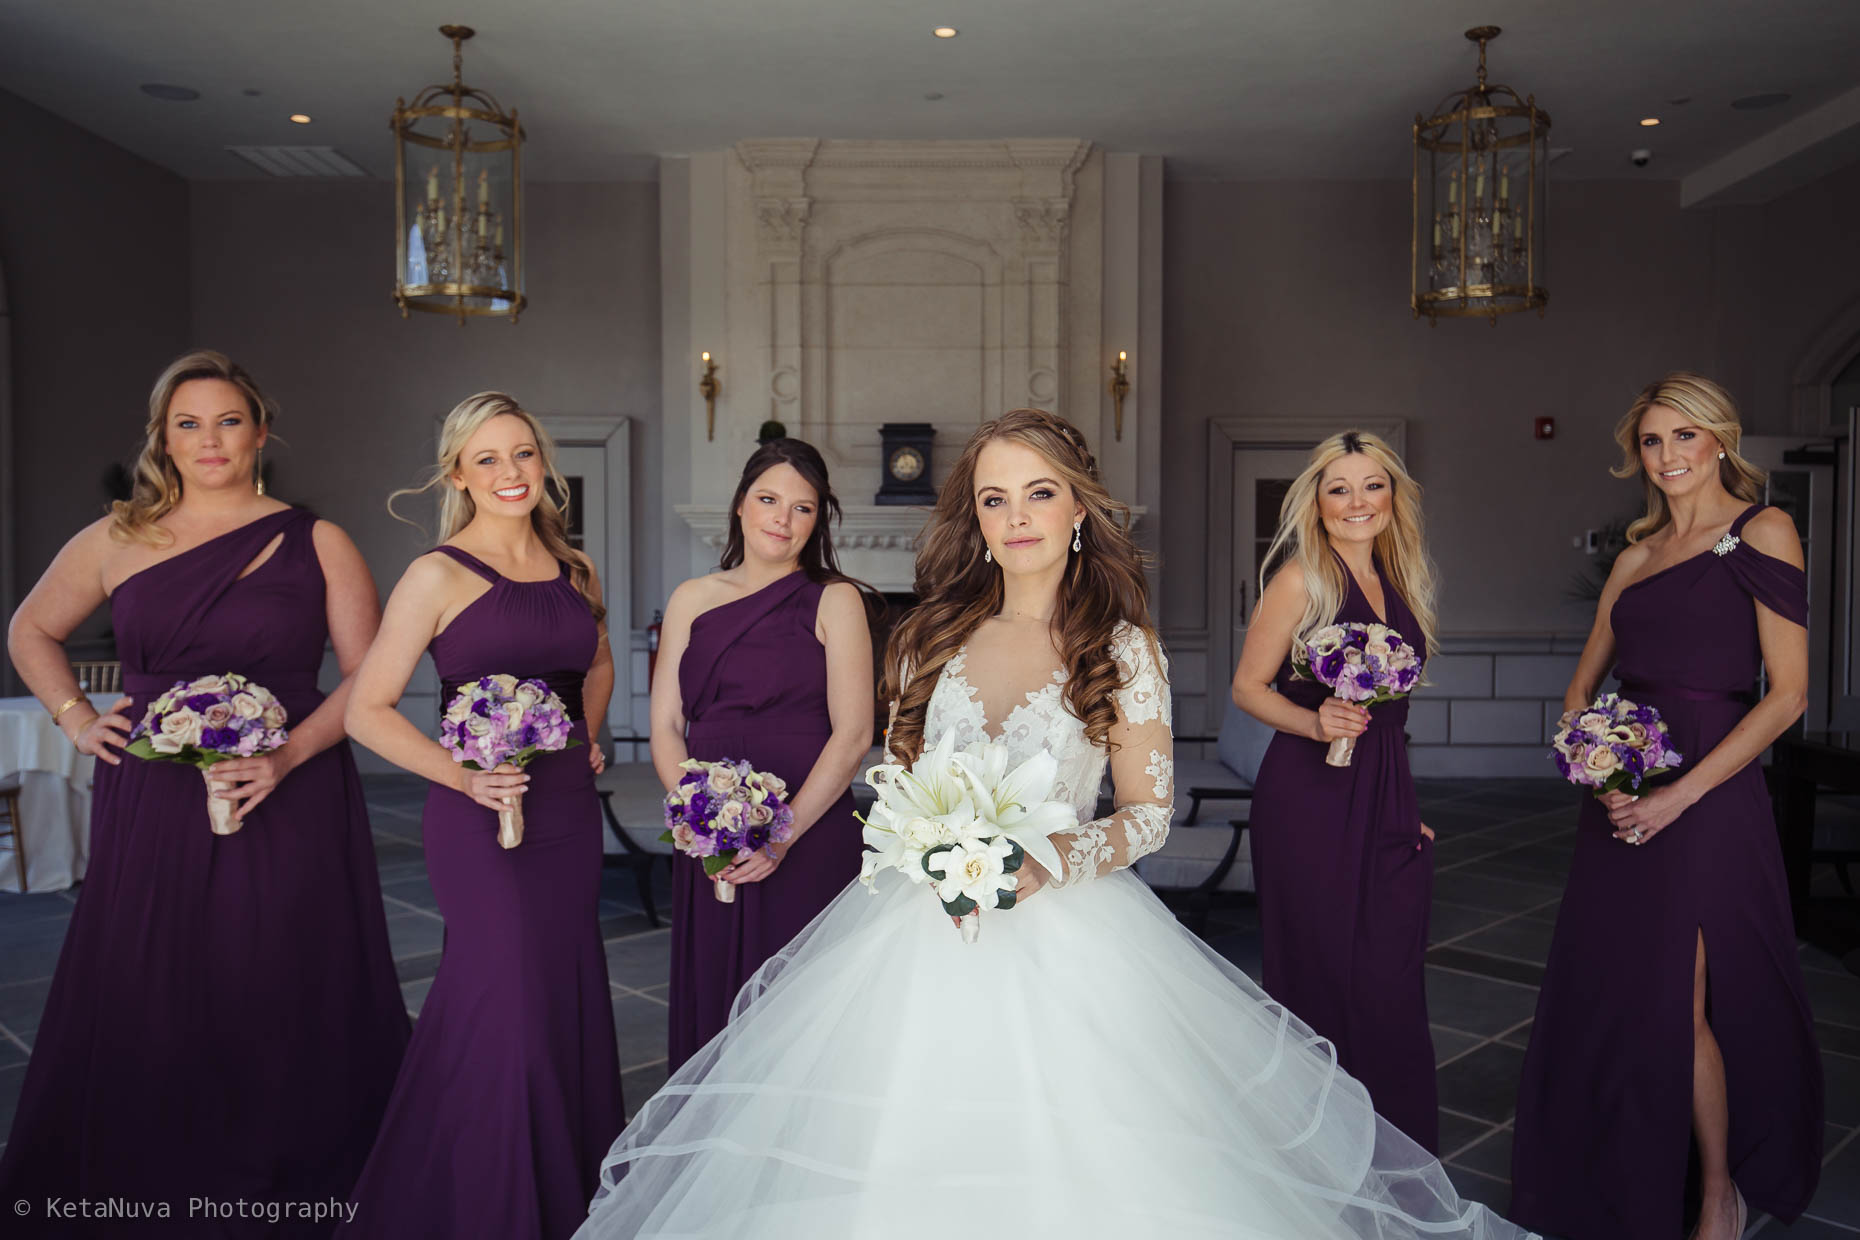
[
  {"x1": 536, "y1": 415, "x2": 633, "y2": 736},
  {"x1": 1206, "y1": 417, "x2": 1406, "y2": 732}
]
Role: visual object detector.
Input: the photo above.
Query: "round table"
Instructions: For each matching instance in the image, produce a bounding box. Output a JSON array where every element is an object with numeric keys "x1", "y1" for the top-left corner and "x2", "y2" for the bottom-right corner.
[{"x1": 0, "y1": 693, "x2": 118, "y2": 893}]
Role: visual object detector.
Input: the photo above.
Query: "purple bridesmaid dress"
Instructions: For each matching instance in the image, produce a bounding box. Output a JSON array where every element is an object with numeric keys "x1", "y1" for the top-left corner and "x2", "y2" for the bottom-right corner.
[
  {"x1": 0, "y1": 508, "x2": 409, "y2": 1237},
  {"x1": 339, "y1": 546, "x2": 623, "y2": 1240},
  {"x1": 1246, "y1": 555, "x2": 1439, "y2": 1152},
  {"x1": 1512, "y1": 504, "x2": 1822, "y2": 1238},
  {"x1": 666, "y1": 571, "x2": 862, "y2": 1070}
]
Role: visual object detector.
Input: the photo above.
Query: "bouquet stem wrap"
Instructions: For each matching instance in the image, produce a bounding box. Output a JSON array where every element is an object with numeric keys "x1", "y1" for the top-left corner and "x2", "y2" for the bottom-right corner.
[
  {"x1": 1325, "y1": 733, "x2": 1357, "y2": 768},
  {"x1": 714, "y1": 876, "x2": 736, "y2": 904},
  {"x1": 203, "y1": 769, "x2": 241, "y2": 836},
  {"x1": 497, "y1": 792, "x2": 525, "y2": 850}
]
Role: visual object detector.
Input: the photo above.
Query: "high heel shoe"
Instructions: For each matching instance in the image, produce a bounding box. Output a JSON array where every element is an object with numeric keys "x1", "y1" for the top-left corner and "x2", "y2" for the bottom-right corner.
[{"x1": 1687, "y1": 1183, "x2": 1748, "y2": 1240}]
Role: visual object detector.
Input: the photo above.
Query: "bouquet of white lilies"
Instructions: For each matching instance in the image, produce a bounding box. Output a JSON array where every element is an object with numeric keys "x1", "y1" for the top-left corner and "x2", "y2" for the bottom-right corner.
[{"x1": 859, "y1": 729, "x2": 1078, "y2": 943}]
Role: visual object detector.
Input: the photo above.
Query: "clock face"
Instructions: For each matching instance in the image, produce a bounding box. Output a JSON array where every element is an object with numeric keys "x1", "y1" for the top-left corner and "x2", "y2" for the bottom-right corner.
[{"x1": 888, "y1": 445, "x2": 926, "y2": 483}]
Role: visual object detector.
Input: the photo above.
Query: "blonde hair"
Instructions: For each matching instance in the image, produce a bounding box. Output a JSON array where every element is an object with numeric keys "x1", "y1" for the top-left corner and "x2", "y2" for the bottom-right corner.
[
  {"x1": 882, "y1": 409, "x2": 1156, "y2": 766},
  {"x1": 390, "y1": 392, "x2": 606, "y2": 624},
  {"x1": 1259, "y1": 430, "x2": 1439, "y2": 657},
  {"x1": 1613, "y1": 372, "x2": 1765, "y2": 544},
  {"x1": 110, "y1": 349, "x2": 277, "y2": 545}
]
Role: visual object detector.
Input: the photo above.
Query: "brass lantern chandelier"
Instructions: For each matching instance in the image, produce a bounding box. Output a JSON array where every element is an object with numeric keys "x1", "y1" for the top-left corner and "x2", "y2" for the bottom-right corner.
[
  {"x1": 391, "y1": 25, "x2": 525, "y2": 323},
  {"x1": 1412, "y1": 26, "x2": 1549, "y2": 324}
]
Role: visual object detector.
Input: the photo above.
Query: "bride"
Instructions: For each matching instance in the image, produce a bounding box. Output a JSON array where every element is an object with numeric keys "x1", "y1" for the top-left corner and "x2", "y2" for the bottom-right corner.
[{"x1": 576, "y1": 410, "x2": 1530, "y2": 1239}]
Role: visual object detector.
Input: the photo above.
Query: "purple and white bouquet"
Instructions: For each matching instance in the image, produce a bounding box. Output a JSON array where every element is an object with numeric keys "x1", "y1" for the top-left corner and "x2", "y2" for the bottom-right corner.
[
  {"x1": 440, "y1": 674, "x2": 580, "y2": 849},
  {"x1": 1550, "y1": 693, "x2": 1683, "y2": 796},
  {"x1": 661, "y1": 759, "x2": 796, "y2": 903},
  {"x1": 126, "y1": 672, "x2": 290, "y2": 836},
  {"x1": 1291, "y1": 622, "x2": 1424, "y2": 767}
]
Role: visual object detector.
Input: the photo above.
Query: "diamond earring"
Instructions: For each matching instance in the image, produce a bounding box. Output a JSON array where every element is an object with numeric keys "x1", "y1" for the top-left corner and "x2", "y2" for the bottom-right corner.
[
  {"x1": 1072, "y1": 521, "x2": 1082, "y2": 553},
  {"x1": 984, "y1": 548, "x2": 992, "y2": 565},
  {"x1": 1718, "y1": 451, "x2": 1726, "y2": 459}
]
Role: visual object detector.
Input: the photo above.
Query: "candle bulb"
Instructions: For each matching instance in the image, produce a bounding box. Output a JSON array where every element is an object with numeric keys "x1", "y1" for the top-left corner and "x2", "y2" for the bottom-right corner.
[
  {"x1": 477, "y1": 168, "x2": 489, "y2": 209},
  {"x1": 701, "y1": 351, "x2": 711, "y2": 364},
  {"x1": 495, "y1": 221, "x2": 504, "y2": 250},
  {"x1": 435, "y1": 204, "x2": 446, "y2": 236},
  {"x1": 1474, "y1": 168, "x2": 1485, "y2": 201},
  {"x1": 1432, "y1": 219, "x2": 1442, "y2": 247},
  {"x1": 1498, "y1": 173, "x2": 1510, "y2": 202},
  {"x1": 426, "y1": 166, "x2": 439, "y2": 204},
  {"x1": 1118, "y1": 351, "x2": 1127, "y2": 362},
  {"x1": 1514, "y1": 214, "x2": 1524, "y2": 240},
  {"x1": 1448, "y1": 174, "x2": 1458, "y2": 206}
]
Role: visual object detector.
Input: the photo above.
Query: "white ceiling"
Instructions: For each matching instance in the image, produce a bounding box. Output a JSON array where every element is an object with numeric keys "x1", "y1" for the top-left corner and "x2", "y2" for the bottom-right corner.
[{"x1": 2, "y1": 0, "x2": 1857, "y2": 185}]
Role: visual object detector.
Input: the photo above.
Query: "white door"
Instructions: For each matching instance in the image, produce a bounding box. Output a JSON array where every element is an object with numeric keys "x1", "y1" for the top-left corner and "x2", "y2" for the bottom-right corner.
[
  {"x1": 1230, "y1": 449, "x2": 1311, "y2": 651},
  {"x1": 1741, "y1": 435, "x2": 1835, "y2": 730}
]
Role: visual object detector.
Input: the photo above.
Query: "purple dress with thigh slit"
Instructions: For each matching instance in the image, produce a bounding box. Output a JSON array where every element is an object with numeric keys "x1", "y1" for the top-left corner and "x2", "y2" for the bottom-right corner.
[
  {"x1": 1511, "y1": 504, "x2": 1822, "y2": 1239},
  {"x1": 0, "y1": 508, "x2": 408, "y2": 1238},
  {"x1": 667, "y1": 572, "x2": 862, "y2": 1071},
  {"x1": 1246, "y1": 555, "x2": 1440, "y2": 1152},
  {"x1": 339, "y1": 546, "x2": 623, "y2": 1240}
]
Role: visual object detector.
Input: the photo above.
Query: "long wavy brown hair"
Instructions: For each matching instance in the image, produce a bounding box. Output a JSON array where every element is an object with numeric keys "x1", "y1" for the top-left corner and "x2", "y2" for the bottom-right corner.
[
  {"x1": 883, "y1": 409, "x2": 1155, "y2": 765},
  {"x1": 111, "y1": 349, "x2": 278, "y2": 545},
  {"x1": 388, "y1": 392, "x2": 605, "y2": 624}
]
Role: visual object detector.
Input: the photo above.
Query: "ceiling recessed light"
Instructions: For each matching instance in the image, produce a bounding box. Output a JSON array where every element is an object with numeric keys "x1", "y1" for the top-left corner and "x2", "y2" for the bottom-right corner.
[
  {"x1": 1731, "y1": 92, "x2": 1791, "y2": 111},
  {"x1": 243, "y1": 88, "x2": 262, "y2": 97},
  {"x1": 933, "y1": 27, "x2": 958, "y2": 38},
  {"x1": 140, "y1": 83, "x2": 199, "y2": 102},
  {"x1": 924, "y1": 91, "x2": 945, "y2": 101},
  {"x1": 289, "y1": 113, "x2": 312, "y2": 124},
  {"x1": 1639, "y1": 117, "x2": 1660, "y2": 127}
]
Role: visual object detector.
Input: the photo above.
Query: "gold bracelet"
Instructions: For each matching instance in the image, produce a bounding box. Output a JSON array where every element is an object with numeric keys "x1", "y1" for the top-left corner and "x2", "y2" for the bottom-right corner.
[{"x1": 49, "y1": 694, "x2": 86, "y2": 724}]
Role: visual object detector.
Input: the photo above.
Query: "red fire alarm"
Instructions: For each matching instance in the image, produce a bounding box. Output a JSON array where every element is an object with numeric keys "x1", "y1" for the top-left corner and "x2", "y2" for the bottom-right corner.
[{"x1": 1534, "y1": 417, "x2": 1556, "y2": 440}]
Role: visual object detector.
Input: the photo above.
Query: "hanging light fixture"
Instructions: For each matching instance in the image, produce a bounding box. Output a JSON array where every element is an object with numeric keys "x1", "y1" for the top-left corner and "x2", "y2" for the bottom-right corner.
[
  {"x1": 1412, "y1": 26, "x2": 1549, "y2": 325},
  {"x1": 391, "y1": 25, "x2": 525, "y2": 323}
]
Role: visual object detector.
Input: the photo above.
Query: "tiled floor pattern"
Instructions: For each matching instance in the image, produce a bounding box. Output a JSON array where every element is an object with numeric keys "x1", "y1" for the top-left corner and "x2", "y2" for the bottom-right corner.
[{"x1": 1, "y1": 775, "x2": 1857, "y2": 1235}]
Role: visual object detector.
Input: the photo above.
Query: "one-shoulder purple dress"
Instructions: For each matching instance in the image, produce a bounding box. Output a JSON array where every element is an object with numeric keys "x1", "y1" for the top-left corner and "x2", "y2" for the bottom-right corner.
[
  {"x1": 339, "y1": 547, "x2": 623, "y2": 1240},
  {"x1": 1512, "y1": 504, "x2": 1822, "y2": 1238},
  {"x1": 1246, "y1": 556, "x2": 1439, "y2": 1153},
  {"x1": 0, "y1": 508, "x2": 408, "y2": 1237},
  {"x1": 667, "y1": 572, "x2": 862, "y2": 1070}
]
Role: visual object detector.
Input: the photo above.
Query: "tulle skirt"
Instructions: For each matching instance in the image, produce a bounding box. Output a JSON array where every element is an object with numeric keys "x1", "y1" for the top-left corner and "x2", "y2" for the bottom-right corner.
[{"x1": 576, "y1": 869, "x2": 1532, "y2": 1240}]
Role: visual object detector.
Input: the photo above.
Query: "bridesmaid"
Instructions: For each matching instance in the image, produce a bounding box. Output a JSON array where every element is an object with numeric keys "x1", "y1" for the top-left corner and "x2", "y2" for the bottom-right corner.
[
  {"x1": 1512, "y1": 373, "x2": 1821, "y2": 1240},
  {"x1": 0, "y1": 349, "x2": 407, "y2": 1235},
  {"x1": 339, "y1": 394, "x2": 623, "y2": 1240},
  {"x1": 1232, "y1": 429, "x2": 1442, "y2": 1152},
  {"x1": 654, "y1": 438, "x2": 874, "y2": 1070}
]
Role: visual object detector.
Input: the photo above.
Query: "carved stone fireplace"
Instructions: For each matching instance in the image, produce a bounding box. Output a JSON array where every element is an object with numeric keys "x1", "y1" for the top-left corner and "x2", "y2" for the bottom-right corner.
[{"x1": 660, "y1": 138, "x2": 1164, "y2": 592}]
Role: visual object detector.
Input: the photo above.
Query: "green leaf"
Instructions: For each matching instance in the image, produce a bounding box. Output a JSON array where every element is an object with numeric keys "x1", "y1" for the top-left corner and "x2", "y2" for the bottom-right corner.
[
  {"x1": 1000, "y1": 840, "x2": 1025, "y2": 874},
  {"x1": 658, "y1": 829, "x2": 675, "y2": 845},
  {"x1": 994, "y1": 888, "x2": 1018, "y2": 912},
  {"x1": 942, "y1": 893, "x2": 977, "y2": 917},
  {"x1": 702, "y1": 854, "x2": 733, "y2": 877},
  {"x1": 921, "y1": 843, "x2": 954, "y2": 877},
  {"x1": 125, "y1": 737, "x2": 161, "y2": 762}
]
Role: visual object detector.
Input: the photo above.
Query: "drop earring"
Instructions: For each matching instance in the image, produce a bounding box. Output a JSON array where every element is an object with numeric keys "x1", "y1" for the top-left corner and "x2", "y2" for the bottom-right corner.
[
  {"x1": 1072, "y1": 521, "x2": 1082, "y2": 553},
  {"x1": 254, "y1": 448, "x2": 266, "y2": 496},
  {"x1": 984, "y1": 548, "x2": 992, "y2": 565}
]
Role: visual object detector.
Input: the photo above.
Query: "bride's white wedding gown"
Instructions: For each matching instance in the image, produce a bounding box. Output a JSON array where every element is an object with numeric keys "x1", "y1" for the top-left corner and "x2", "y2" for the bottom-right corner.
[{"x1": 576, "y1": 624, "x2": 1532, "y2": 1238}]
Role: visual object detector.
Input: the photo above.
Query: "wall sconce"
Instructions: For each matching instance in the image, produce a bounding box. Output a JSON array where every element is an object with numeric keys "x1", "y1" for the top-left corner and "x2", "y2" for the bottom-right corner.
[
  {"x1": 1109, "y1": 351, "x2": 1131, "y2": 442},
  {"x1": 699, "y1": 351, "x2": 720, "y2": 441}
]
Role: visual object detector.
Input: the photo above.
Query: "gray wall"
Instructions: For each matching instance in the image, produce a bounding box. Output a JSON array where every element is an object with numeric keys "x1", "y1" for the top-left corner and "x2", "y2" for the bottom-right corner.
[
  {"x1": 186, "y1": 178, "x2": 663, "y2": 622},
  {"x1": 0, "y1": 88, "x2": 191, "y2": 681},
  {"x1": 1160, "y1": 171, "x2": 1860, "y2": 645}
]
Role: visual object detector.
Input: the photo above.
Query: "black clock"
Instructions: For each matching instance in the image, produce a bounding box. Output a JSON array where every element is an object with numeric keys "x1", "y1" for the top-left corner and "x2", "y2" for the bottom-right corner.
[{"x1": 876, "y1": 422, "x2": 937, "y2": 505}]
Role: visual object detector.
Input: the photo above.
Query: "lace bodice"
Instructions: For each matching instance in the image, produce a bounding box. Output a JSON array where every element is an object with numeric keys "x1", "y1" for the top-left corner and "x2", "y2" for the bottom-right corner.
[{"x1": 918, "y1": 621, "x2": 1174, "y2": 887}]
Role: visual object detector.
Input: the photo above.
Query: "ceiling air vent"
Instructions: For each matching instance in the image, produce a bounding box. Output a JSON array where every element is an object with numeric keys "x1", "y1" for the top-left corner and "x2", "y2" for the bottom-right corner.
[{"x1": 226, "y1": 145, "x2": 368, "y2": 177}]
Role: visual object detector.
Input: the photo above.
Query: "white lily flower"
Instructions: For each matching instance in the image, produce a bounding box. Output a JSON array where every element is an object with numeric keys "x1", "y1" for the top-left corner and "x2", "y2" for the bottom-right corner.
[{"x1": 949, "y1": 743, "x2": 1072, "y2": 880}]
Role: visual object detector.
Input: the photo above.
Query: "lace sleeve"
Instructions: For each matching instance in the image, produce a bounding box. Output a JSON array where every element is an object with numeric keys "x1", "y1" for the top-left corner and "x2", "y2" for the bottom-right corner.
[{"x1": 1052, "y1": 626, "x2": 1174, "y2": 887}]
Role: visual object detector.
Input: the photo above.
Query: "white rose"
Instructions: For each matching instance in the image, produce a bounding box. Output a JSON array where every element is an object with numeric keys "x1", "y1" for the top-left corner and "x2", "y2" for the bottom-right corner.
[
  {"x1": 188, "y1": 675, "x2": 230, "y2": 697},
  {"x1": 1582, "y1": 746, "x2": 1620, "y2": 776},
  {"x1": 160, "y1": 710, "x2": 203, "y2": 748},
  {"x1": 230, "y1": 693, "x2": 263, "y2": 720},
  {"x1": 262, "y1": 702, "x2": 288, "y2": 730},
  {"x1": 514, "y1": 682, "x2": 544, "y2": 708},
  {"x1": 503, "y1": 702, "x2": 527, "y2": 729},
  {"x1": 488, "y1": 674, "x2": 518, "y2": 694},
  {"x1": 1577, "y1": 712, "x2": 1610, "y2": 734},
  {"x1": 445, "y1": 695, "x2": 474, "y2": 723},
  {"x1": 150, "y1": 731, "x2": 185, "y2": 755},
  {"x1": 464, "y1": 715, "x2": 493, "y2": 738},
  {"x1": 707, "y1": 766, "x2": 741, "y2": 795},
  {"x1": 203, "y1": 703, "x2": 235, "y2": 729}
]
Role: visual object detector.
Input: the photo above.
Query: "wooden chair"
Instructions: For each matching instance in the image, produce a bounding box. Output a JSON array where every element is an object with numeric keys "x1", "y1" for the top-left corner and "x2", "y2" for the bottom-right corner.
[
  {"x1": 71, "y1": 661, "x2": 122, "y2": 695},
  {"x1": 0, "y1": 777, "x2": 25, "y2": 893}
]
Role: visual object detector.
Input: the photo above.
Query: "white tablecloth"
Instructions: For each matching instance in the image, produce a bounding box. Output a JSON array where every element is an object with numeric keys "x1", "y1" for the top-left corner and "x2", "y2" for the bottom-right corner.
[{"x1": 0, "y1": 693, "x2": 118, "y2": 893}]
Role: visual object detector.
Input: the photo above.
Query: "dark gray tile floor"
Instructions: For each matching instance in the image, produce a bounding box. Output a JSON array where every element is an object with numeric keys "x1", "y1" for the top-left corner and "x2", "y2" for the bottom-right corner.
[{"x1": 0, "y1": 775, "x2": 1857, "y2": 1235}]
